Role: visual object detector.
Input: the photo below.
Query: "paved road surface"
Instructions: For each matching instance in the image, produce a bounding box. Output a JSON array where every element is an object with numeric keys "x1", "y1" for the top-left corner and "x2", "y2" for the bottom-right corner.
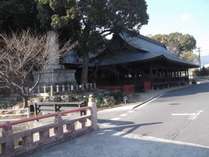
[
  {"x1": 25, "y1": 83, "x2": 209, "y2": 157},
  {"x1": 99, "y1": 82, "x2": 209, "y2": 146}
]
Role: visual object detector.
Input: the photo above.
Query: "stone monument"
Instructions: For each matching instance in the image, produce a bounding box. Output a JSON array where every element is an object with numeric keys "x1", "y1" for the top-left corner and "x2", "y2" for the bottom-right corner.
[{"x1": 34, "y1": 31, "x2": 76, "y2": 85}]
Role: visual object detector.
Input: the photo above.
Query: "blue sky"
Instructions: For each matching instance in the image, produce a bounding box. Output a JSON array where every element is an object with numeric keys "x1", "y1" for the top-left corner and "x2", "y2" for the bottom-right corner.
[{"x1": 140, "y1": 0, "x2": 209, "y2": 56}]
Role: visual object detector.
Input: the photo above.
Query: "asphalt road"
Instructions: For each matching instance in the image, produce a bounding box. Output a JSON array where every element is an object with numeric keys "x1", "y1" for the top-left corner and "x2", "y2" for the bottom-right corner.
[
  {"x1": 26, "y1": 83, "x2": 209, "y2": 157},
  {"x1": 99, "y1": 82, "x2": 209, "y2": 146}
]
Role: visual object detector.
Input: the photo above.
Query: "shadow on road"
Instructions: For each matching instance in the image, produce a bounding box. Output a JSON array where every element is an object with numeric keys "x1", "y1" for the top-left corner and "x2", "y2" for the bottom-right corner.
[
  {"x1": 26, "y1": 123, "x2": 209, "y2": 157},
  {"x1": 98, "y1": 119, "x2": 134, "y2": 126},
  {"x1": 98, "y1": 119, "x2": 162, "y2": 136},
  {"x1": 162, "y1": 83, "x2": 209, "y2": 98}
]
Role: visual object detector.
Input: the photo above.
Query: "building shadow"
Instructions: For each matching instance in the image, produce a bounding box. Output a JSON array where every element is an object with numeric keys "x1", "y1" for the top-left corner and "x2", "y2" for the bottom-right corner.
[
  {"x1": 98, "y1": 119, "x2": 162, "y2": 136},
  {"x1": 162, "y1": 82, "x2": 209, "y2": 98},
  {"x1": 26, "y1": 121, "x2": 209, "y2": 157}
]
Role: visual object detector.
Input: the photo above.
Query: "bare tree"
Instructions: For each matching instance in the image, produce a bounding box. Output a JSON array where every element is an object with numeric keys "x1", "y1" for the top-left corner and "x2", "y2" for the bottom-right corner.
[{"x1": 0, "y1": 31, "x2": 49, "y2": 107}]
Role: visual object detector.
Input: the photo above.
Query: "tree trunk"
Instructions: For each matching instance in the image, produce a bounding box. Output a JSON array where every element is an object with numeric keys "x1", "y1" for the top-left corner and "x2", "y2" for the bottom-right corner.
[
  {"x1": 81, "y1": 53, "x2": 89, "y2": 84},
  {"x1": 22, "y1": 87, "x2": 29, "y2": 108},
  {"x1": 23, "y1": 96, "x2": 28, "y2": 108}
]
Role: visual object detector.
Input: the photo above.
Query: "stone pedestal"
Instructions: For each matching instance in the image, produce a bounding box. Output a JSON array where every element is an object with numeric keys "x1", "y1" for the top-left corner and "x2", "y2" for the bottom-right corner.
[{"x1": 34, "y1": 68, "x2": 76, "y2": 85}]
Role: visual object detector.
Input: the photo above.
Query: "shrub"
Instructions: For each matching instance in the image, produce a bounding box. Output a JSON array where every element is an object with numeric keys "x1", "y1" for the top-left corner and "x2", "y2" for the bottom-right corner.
[{"x1": 95, "y1": 90, "x2": 123, "y2": 108}]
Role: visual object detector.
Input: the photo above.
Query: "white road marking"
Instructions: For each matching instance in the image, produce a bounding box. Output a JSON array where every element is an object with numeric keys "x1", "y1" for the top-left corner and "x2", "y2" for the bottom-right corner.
[
  {"x1": 189, "y1": 110, "x2": 203, "y2": 120},
  {"x1": 98, "y1": 105, "x2": 135, "y2": 113},
  {"x1": 120, "y1": 113, "x2": 128, "y2": 117},
  {"x1": 172, "y1": 110, "x2": 203, "y2": 120},
  {"x1": 123, "y1": 133, "x2": 209, "y2": 149},
  {"x1": 113, "y1": 131, "x2": 124, "y2": 136},
  {"x1": 110, "y1": 130, "x2": 209, "y2": 149},
  {"x1": 110, "y1": 117, "x2": 121, "y2": 121},
  {"x1": 100, "y1": 94, "x2": 163, "y2": 126},
  {"x1": 172, "y1": 113, "x2": 195, "y2": 116}
]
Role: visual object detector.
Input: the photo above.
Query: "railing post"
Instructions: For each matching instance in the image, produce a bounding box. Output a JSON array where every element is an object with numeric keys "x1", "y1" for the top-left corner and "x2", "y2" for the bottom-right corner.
[
  {"x1": 56, "y1": 85, "x2": 59, "y2": 93},
  {"x1": 71, "y1": 85, "x2": 74, "y2": 91},
  {"x1": 43, "y1": 85, "x2": 46, "y2": 93},
  {"x1": 23, "y1": 132, "x2": 33, "y2": 151},
  {"x1": 86, "y1": 83, "x2": 89, "y2": 91},
  {"x1": 82, "y1": 84, "x2": 85, "y2": 91},
  {"x1": 79, "y1": 85, "x2": 82, "y2": 91},
  {"x1": 79, "y1": 119, "x2": 86, "y2": 129},
  {"x1": 50, "y1": 85, "x2": 53, "y2": 96},
  {"x1": 39, "y1": 129, "x2": 49, "y2": 145},
  {"x1": 93, "y1": 83, "x2": 97, "y2": 89},
  {"x1": 66, "y1": 122, "x2": 75, "y2": 134},
  {"x1": 67, "y1": 84, "x2": 70, "y2": 91},
  {"x1": 88, "y1": 94, "x2": 98, "y2": 130},
  {"x1": 62, "y1": 85, "x2": 65, "y2": 93},
  {"x1": 54, "y1": 114, "x2": 63, "y2": 139},
  {"x1": 2, "y1": 122, "x2": 14, "y2": 156},
  {"x1": 37, "y1": 86, "x2": 40, "y2": 94}
]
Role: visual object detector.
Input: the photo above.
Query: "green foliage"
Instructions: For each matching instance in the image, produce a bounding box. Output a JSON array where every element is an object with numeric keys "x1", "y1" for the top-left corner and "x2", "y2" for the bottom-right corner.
[
  {"x1": 95, "y1": 91, "x2": 123, "y2": 108},
  {"x1": 0, "y1": 0, "x2": 149, "y2": 83},
  {"x1": 36, "y1": 0, "x2": 52, "y2": 31},
  {"x1": 194, "y1": 67, "x2": 209, "y2": 76},
  {"x1": 181, "y1": 51, "x2": 198, "y2": 62},
  {"x1": 37, "y1": 0, "x2": 50, "y2": 5},
  {"x1": 36, "y1": 0, "x2": 77, "y2": 30},
  {"x1": 152, "y1": 32, "x2": 196, "y2": 57},
  {"x1": 0, "y1": 0, "x2": 39, "y2": 33},
  {"x1": 36, "y1": 0, "x2": 149, "y2": 83}
]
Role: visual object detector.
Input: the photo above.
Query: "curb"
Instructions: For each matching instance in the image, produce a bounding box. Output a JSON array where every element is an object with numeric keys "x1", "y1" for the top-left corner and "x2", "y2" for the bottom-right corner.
[
  {"x1": 132, "y1": 85, "x2": 191, "y2": 110},
  {"x1": 98, "y1": 85, "x2": 191, "y2": 113},
  {"x1": 132, "y1": 94, "x2": 162, "y2": 110}
]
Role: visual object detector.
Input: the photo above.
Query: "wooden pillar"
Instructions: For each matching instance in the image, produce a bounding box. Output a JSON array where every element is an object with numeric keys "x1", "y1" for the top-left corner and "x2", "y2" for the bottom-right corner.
[
  {"x1": 149, "y1": 65, "x2": 153, "y2": 90},
  {"x1": 166, "y1": 69, "x2": 170, "y2": 88}
]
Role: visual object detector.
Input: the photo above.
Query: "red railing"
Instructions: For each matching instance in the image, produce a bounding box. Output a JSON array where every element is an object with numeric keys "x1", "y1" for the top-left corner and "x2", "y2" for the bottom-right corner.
[
  {"x1": 0, "y1": 107, "x2": 91, "y2": 129},
  {"x1": 0, "y1": 106, "x2": 95, "y2": 157}
]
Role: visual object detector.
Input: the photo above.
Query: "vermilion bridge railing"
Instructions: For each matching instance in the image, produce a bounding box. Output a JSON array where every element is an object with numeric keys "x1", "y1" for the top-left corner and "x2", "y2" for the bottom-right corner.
[{"x1": 0, "y1": 105, "x2": 96, "y2": 157}]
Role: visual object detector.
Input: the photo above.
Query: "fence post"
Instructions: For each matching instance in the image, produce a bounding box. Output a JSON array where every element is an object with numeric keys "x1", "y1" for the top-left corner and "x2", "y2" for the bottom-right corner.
[
  {"x1": 67, "y1": 84, "x2": 70, "y2": 92},
  {"x1": 37, "y1": 86, "x2": 40, "y2": 94},
  {"x1": 2, "y1": 122, "x2": 14, "y2": 156},
  {"x1": 88, "y1": 94, "x2": 97, "y2": 130},
  {"x1": 94, "y1": 83, "x2": 97, "y2": 89},
  {"x1": 54, "y1": 114, "x2": 64, "y2": 139},
  {"x1": 50, "y1": 85, "x2": 53, "y2": 96},
  {"x1": 71, "y1": 85, "x2": 74, "y2": 91},
  {"x1": 62, "y1": 85, "x2": 65, "y2": 93},
  {"x1": 43, "y1": 85, "x2": 46, "y2": 93},
  {"x1": 86, "y1": 83, "x2": 89, "y2": 90},
  {"x1": 56, "y1": 85, "x2": 59, "y2": 93},
  {"x1": 79, "y1": 85, "x2": 82, "y2": 91}
]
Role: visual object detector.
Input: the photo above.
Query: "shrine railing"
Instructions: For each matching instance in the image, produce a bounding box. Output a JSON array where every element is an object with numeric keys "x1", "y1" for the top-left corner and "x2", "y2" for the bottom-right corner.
[
  {"x1": 0, "y1": 103, "x2": 97, "y2": 157},
  {"x1": 33, "y1": 83, "x2": 97, "y2": 96}
]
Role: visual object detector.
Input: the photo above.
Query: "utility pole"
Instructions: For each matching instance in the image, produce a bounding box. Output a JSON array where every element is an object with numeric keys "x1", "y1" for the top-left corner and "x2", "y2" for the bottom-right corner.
[{"x1": 197, "y1": 47, "x2": 201, "y2": 68}]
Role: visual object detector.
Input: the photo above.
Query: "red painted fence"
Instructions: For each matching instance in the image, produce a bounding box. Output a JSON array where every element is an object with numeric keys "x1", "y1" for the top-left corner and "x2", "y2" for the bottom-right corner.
[{"x1": 0, "y1": 104, "x2": 97, "y2": 157}]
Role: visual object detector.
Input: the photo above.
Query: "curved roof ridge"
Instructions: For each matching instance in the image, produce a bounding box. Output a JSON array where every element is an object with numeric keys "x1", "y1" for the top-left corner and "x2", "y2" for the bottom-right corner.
[{"x1": 121, "y1": 30, "x2": 167, "y2": 48}]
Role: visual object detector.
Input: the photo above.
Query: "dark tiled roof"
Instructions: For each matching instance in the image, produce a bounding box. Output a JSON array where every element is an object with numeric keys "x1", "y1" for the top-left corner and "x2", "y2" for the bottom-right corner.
[
  {"x1": 90, "y1": 32, "x2": 199, "y2": 68},
  {"x1": 63, "y1": 31, "x2": 199, "y2": 68}
]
